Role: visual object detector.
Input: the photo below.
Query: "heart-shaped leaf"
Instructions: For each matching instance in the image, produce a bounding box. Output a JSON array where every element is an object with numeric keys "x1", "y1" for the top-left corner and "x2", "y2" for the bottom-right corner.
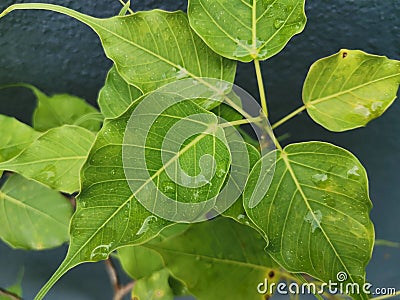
[
  {"x1": 303, "y1": 49, "x2": 400, "y2": 132},
  {"x1": 188, "y1": 0, "x2": 306, "y2": 62},
  {"x1": 147, "y1": 217, "x2": 279, "y2": 300},
  {"x1": 0, "y1": 4, "x2": 237, "y2": 94},
  {"x1": 244, "y1": 142, "x2": 374, "y2": 300},
  {"x1": 98, "y1": 65, "x2": 142, "y2": 118},
  {"x1": 0, "y1": 125, "x2": 95, "y2": 193},
  {"x1": 0, "y1": 174, "x2": 72, "y2": 250}
]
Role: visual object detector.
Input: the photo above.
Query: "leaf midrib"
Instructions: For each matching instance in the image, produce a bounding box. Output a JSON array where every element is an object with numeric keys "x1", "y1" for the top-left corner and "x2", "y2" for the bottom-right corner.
[{"x1": 280, "y1": 150, "x2": 360, "y2": 289}]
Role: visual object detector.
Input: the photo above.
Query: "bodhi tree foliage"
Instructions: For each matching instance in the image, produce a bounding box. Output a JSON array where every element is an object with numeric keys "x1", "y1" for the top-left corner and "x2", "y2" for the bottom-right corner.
[{"x1": 0, "y1": 1, "x2": 399, "y2": 300}]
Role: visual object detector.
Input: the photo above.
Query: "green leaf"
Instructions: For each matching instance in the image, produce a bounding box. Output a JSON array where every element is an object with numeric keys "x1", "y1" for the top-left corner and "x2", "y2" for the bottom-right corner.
[
  {"x1": 30, "y1": 86, "x2": 102, "y2": 132},
  {"x1": 98, "y1": 65, "x2": 142, "y2": 118},
  {"x1": 132, "y1": 269, "x2": 174, "y2": 300},
  {"x1": 0, "y1": 115, "x2": 40, "y2": 163},
  {"x1": 0, "y1": 4, "x2": 237, "y2": 94},
  {"x1": 147, "y1": 217, "x2": 278, "y2": 300},
  {"x1": 0, "y1": 174, "x2": 72, "y2": 250},
  {"x1": 188, "y1": 0, "x2": 306, "y2": 62},
  {"x1": 119, "y1": 246, "x2": 164, "y2": 280},
  {"x1": 0, "y1": 125, "x2": 95, "y2": 193},
  {"x1": 303, "y1": 49, "x2": 400, "y2": 132},
  {"x1": 244, "y1": 142, "x2": 374, "y2": 300}
]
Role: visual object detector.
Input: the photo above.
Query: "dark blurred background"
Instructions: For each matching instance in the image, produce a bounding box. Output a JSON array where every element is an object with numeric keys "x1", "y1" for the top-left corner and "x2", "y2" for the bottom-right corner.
[{"x1": 0, "y1": 0, "x2": 399, "y2": 299}]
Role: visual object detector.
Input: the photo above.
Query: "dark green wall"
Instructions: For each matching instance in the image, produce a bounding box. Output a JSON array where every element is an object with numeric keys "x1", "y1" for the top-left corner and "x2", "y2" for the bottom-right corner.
[{"x1": 0, "y1": 1, "x2": 399, "y2": 299}]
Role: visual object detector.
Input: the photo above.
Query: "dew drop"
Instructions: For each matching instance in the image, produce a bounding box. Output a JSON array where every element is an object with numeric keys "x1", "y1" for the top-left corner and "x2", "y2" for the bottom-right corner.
[
  {"x1": 161, "y1": 181, "x2": 175, "y2": 193},
  {"x1": 304, "y1": 210, "x2": 323, "y2": 233},
  {"x1": 274, "y1": 19, "x2": 285, "y2": 29},
  {"x1": 371, "y1": 101, "x2": 383, "y2": 112},
  {"x1": 136, "y1": 215, "x2": 158, "y2": 235},
  {"x1": 90, "y1": 243, "x2": 112, "y2": 261},
  {"x1": 347, "y1": 165, "x2": 360, "y2": 179},
  {"x1": 237, "y1": 214, "x2": 246, "y2": 220},
  {"x1": 311, "y1": 173, "x2": 328, "y2": 187},
  {"x1": 354, "y1": 104, "x2": 371, "y2": 118},
  {"x1": 323, "y1": 194, "x2": 336, "y2": 207},
  {"x1": 216, "y1": 168, "x2": 227, "y2": 178}
]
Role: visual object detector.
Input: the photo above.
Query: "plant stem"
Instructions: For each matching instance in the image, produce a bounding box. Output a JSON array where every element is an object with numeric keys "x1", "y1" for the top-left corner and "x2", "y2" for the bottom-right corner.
[
  {"x1": 118, "y1": 0, "x2": 134, "y2": 14},
  {"x1": 254, "y1": 59, "x2": 268, "y2": 117},
  {"x1": 104, "y1": 257, "x2": 135, "y2": 300},
  {"x1": 219, "y1": 116, "x2": 263, "y2": 128},
  {"x1": 0, "y1": 287, "x2": 22, "y2": 300},
  {"x1": 272, "y1": 105, "x2": 306, "y2": 129}
]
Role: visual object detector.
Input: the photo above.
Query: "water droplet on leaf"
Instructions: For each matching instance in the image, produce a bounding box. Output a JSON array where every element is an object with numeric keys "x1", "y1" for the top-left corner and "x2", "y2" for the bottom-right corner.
[
  {"x1": 304, "y1": 210, "x2": 323, "y2": 233},
  {"x1": 136, "y1": 215, "x2": 158, "y2": 235},
  {"x1": 311, "y1": 173, "x2": 328, "y2": 187}
]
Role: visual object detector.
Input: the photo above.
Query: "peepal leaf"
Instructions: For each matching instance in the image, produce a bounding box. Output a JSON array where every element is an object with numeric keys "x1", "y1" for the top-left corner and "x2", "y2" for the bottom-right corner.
[
  {"x1": 303, "y1": 49, "x2": 400, "y2": 132},
  {"x1": 0, "y1": 115, "x2": 40, "y2": 163},
  {"x1": 3, "y1": 83, "x2": 102, "y2": 132},
  {"x1": 0, "y1": 4, "x2": 237, "y2": 94},
  {"x1": 0, "y1": 125, "x2": 95, "y2": 193},
  {"x1": 244, "y1": 142, "x2": 374, "y2": 300},
  {"x1": 98, "y1": 65, "x2": 142, "y2": 118},
  {"x1": 188, "y1": 0, "x2": 306, "y2": 62},
  {"x1": 147, "y1": 218, "x2": 278, "y2": 300},
  {"x1": 0, "y1": 174, "x2": 72, "y2": 250}
]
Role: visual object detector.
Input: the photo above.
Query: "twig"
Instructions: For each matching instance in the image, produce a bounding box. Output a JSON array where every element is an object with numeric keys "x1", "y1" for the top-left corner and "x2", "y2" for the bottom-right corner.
[
  {"x1": 0, "y1": 287, "x2": 22, "y2": 300},
  {"x1": 104, "y1": 257, "x2": 135, "y2": 300}
]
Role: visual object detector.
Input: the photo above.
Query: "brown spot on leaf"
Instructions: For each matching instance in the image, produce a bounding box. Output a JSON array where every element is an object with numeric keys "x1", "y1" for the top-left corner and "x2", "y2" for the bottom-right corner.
[
  {"x1": 342, "y1": 51, "x2": 348, "y2": 58},
  {"x1": 268, "y1": 270, "x2": 275, "y2": 278}
]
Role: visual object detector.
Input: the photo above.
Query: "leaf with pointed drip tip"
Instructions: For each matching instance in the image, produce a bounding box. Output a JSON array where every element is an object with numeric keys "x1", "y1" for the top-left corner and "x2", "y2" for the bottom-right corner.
[
  {"x1": 188, "y1": 0, "x2": 306, "y2": 62},
  {"x1": 0, "y1": 174, "x2": 72, "y2": 250},
  {"x1": 147, "y1": 217, "x2": 279, "y2": 300},
  {"x1": 243, "y1": 142, "x2": 374, "y2": 300},
  {"x1": 0, "y1": 114, "x2": 40, "y2": 163},
  {"x1": 2, "y1": 83, "x2": 102, "y2": 132},
  {"x1": 98, "y1": 65, "x2": 142, "y2": 118},
  {"x1": 0, "y1": 125, "x2": 95, "y2": 193},
  {"x1": 0, "y1": 4, "x2": 236, "y2": 94},
  {"x1": 303, "y1": 49, "x2": 400, "y2": 132}
]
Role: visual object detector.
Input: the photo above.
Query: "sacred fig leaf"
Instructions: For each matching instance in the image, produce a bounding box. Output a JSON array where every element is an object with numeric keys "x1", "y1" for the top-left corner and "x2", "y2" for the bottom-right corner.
[
  {"x1": 244, "y1": 142, "x2": 374, "y2": 300},
  {"x1": 131, "y1": 269, "x2": 174, "y2": 300},
  {"x1": 0, "y1": 114, "x2": 40, "y2": 163},
  {"x1": 0, "y1": 125, "x2": 95, "y2": 193},
  {"x1": 0, "y1": 4, "x2": 237, "y2": 94},
  {"x1": 0, "y1": 174, "x2": 72, "y2": 250},
  {"x1": 2, "y1": 83, "x2": 102, "y2": 132},
  {"x1": 147, "y1": 217, "x2": 279, "y2": 300},
  {"x1": 303, "y1": 49, "x2": 400, "y2": 132},
  {"x1": 98, "y1": 65, "x2": 142, "y2": 118},
  {"x1": 188, "y1": 0, "x2": 306, "y2": 62}
]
